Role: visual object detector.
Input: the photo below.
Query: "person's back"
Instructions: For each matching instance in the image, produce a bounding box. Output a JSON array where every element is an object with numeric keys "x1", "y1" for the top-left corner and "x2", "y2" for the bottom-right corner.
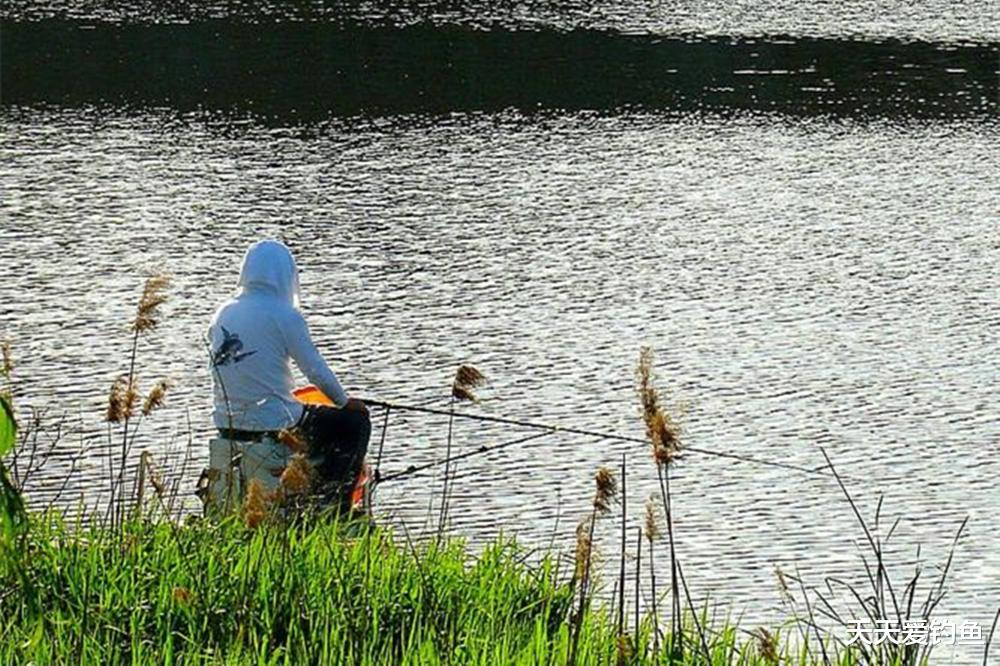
[
  {"x1": 210, "y1": 291, "x2": 314, "y2": 431},
  {"x1": 208, "y1": 239, "x2": 369, "y2": 511}
]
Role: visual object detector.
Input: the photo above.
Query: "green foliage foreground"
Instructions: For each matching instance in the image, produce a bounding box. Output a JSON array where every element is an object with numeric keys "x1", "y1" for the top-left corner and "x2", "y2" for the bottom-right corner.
[{"x1": 0, "y1": 513, "x2": 853, "y2": 666}]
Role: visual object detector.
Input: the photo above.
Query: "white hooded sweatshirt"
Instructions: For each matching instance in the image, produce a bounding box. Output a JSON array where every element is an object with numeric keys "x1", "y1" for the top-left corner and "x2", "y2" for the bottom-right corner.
[{"x1": 208, "y1": 240, "x2": 349, "y2": 431}]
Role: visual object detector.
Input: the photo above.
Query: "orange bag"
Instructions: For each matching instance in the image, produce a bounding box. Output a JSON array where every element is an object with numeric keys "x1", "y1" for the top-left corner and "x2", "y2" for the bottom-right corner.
[{"x1": 292, "y1": 386, "x2": 371, "y2": 512}]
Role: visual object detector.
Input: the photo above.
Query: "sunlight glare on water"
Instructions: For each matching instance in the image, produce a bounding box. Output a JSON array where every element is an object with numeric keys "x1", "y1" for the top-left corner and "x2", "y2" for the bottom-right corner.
[
  {"x1": 3, "y1": 0, "x2": 1000, "y2": 41},
  {"x1": 1, "y1": 107, "x2": 998, "y2": 662}
]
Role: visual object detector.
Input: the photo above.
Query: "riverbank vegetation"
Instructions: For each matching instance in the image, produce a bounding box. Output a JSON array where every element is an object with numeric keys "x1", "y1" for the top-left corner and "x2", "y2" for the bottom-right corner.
[
  {"x1": 1, "y1": 277, "x2": 996, "y2": 665},
  {"x1": 2, "y1": 417, "x2": 990, "y2": 665},
  {"x1": 0, "y1": 510, "x2": 797, "y2": 666}
]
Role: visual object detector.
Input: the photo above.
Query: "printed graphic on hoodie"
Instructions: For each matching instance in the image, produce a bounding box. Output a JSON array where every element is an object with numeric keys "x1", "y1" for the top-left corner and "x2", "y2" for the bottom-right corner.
[{"x1": 211, "y1": 326, "x2": 257, "y2": 367}]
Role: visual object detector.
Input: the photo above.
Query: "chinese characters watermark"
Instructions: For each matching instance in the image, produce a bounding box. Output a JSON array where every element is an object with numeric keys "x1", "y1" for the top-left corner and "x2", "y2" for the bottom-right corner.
[{"x1": 846, "y1": 620, "x2": 983, "y2": 646}]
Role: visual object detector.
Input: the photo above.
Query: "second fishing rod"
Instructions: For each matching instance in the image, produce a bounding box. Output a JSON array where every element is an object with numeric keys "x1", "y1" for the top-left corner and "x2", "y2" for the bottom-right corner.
[{"x1": 361, "y1": 396, "x2": 837, "y2": 482}]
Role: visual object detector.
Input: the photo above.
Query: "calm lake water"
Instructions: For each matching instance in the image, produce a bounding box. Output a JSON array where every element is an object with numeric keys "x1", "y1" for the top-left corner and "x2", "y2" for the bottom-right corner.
[{"x1": 1, "y1": 2, "x2": 998, "y2": 662}]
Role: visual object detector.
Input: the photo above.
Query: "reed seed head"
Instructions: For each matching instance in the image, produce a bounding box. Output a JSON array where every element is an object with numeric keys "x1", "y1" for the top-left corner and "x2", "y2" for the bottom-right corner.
[
  {"x1": 242, "y1": 478, "x2": 268, "y2": 529},
  {"x1": 1, "y1": 340, "x2": 12, "y2": 378},
  {"x1": 615, "y1": 634, "x2": 635, "y2": 665},
  {"x1": 144, "y1": 453, "x2": 166, "y2": 498},
  {"x1": 106, "y1": 375, "x2": 138, "y2": 423},
  {"x1": 650, "y1": 410, "x2": 682, "y2": 466},
  {"x1": 142, "y1": 379, "x2": 170, "y2": 416},
  {"x1": 280, "y1": 453, "x2": 314, "y2": 496},
  {"x1": 644, "y1": 495, "x2": 661, "y2": 542},
  {"x1": 454, "y1": 364, "x2": 486, "y2": 389},
  {"x1": 132, "y1": 274, "x2": 170, "y2": 334},
  {"x1": 278, "y1": 427, "x2": 308, "y2": 454},
  {"x1": 774, "y1": 565, "x2": 793, "y2": 604},
  {"x1": 593, "y1": 466, "x2": 617, "y2": 514},
  {"x1": 451, "y1": 385, "x2": 478, "y2": 403},
  {"x1": 120, "y1": 533, "x2": 139, "y2": 554},
  {"x1": 755, "y1": 628, "x2": 780, "y2": 663},
  {"x1": 172, "y1": 586, "x2": 194, "y2": 605},
  {"x1": 637, "y1": 347, "x2": 658, "y2": 421},
  {"x1": 636, "y1": 347, "x2": 683, "y2": 467},
  {"x1": 452, "y1": 364, "x2": 487, "y2": 403}
]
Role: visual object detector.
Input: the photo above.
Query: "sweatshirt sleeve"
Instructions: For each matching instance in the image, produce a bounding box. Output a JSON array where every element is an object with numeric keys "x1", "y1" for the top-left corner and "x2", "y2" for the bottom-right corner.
[{"x1": 282, "y1": 309, "x2": 350, "y2": 408}]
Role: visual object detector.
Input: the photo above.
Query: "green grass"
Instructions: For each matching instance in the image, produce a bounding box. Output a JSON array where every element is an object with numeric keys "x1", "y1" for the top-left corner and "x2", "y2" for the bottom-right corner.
[{"x1": 0, "y1": 510, "x2": 862, "y2": 666}]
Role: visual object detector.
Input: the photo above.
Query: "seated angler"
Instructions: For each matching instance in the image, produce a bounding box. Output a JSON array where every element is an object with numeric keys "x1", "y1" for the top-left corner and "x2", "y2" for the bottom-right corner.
[{"x1": 208, "y1": 239, "x2": 371, "y2": 512}]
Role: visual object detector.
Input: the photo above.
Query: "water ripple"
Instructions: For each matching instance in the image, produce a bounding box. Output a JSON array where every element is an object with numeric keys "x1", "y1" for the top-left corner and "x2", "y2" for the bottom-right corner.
[{"x1": 1, "y1": 107, "x2": 997, "y2": 663}]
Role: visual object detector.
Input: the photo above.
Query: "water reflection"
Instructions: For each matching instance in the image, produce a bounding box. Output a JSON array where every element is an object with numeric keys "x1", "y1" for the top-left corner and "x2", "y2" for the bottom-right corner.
[{"x1": 3, "y1": 22, "x2": 996, "y2": 120}]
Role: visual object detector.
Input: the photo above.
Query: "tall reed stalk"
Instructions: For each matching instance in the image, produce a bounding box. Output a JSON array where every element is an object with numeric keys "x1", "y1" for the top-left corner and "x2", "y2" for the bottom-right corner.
[
  {"x1": 104, "y1": 275, "x2": 170, "y2": 529},
  {"x1": 568, "y1": 465, "x2": 617, "y2": 666},
  {"x1": 617, "y1": 453, "x2": 627, "y2": 647},
  {"x1": 633, "y1": 525, "x2": 641, "y2": 653},
  {"x1": 437, "y1": 364, "x2": 485, "y2": 540},
  {"x1": 637, "y1": 346, "x2": 685, "y2": 658},
  {"x1": 645, "y1": 496, "x2": 661, "y2": 656},
  {"x1": 985, "y1": 607, "x2": 999, "y2": 666}
]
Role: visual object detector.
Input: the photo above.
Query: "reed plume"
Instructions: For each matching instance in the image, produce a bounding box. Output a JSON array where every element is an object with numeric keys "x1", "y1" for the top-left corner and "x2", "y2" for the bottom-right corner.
[
  {"x1": 172, "y1": 586, "x2": 194, "y2": 605},
  {"x1": 278, "y1": 427, "x2": 308, "y2": 454},
  {"x1": 568, "y1": 514, "x2": 594, "y2": 666},
  {"x1": 144, "y1": 453, "x2": 166, "y2": 499},
  {"x1": 650, "y1": 411, "x2": 682, "y2": 465},
  {"x1": 132, "y1": 275, "x2": 170, "y2": 334},
  {"x1": 106, "y1": 375, "x2": 137, "y2": 423},
  {"x1": 452, "y1": 364, "x2": 487, "y2": 403},
  {"x1": 1, "y1": 340, "x2": 12, "y2": 378},
  {"x1": 242, "y1": 479, "x2": 268, "y2": 529},
  {"x1": 644, "y1": 496, "x2": 661, "y2": 542},
  {"x1": 637, "y1": 347, "x2": 657, "y2": 421},
  {"x1": 593, "y1": 466, "x2": 617, "y2": 514},
  {"x1": 756, "y1": 628, "x2": 780, "y2": 664},
  {"x1": 774, "y1": 565, "x2": 793, "y2": 605},
  {"x1": 615, "y1": 634, "x2": 634, "y2": 666},
  {"x1": 637, "y1": 347, "x2": 682, "y2": 465},
  {"x1": 280, "y1": 454, "x2": 314, "y2": 497},
  {"x1": 132, "y1": 452, "x2": 166, "y2": 518},
  {"x1": 141, "y1": 380, "x2": 170, "y2": 417}
]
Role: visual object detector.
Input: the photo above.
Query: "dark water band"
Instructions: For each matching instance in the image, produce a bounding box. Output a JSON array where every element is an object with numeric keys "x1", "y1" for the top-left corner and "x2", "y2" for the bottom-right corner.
[{"x1": 2, "y1": 21, "x2": 997, "y2": 120}]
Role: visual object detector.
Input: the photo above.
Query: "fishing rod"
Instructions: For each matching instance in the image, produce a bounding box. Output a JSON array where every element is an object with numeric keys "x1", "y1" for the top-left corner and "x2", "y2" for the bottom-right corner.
[
  {"x1": 376, "y1": 429, "x2": 557, "y2": 483},
  {"x1": 361, "y1": 397, "x2": 837, "y2": 480}
]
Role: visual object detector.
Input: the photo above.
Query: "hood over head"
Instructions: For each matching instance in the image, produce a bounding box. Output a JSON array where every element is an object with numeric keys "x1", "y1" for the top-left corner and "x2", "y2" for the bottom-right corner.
[{"x1": 237, "y1": 239, "x2": 301, "y2": 306}]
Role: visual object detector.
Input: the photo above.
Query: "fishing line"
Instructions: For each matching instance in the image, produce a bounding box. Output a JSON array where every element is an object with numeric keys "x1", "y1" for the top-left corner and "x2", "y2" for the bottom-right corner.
[
  {"x1": 376, "y1": 430, "x2": 557, "y2": 483},
  {"x1": 363, "y1": 397, "x2": 837, "y2": 480}
]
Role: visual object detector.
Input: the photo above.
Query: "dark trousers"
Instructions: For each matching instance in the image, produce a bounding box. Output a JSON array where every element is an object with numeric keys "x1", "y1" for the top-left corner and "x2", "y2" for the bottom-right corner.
[{"x1": 298, "y1": 405, "x2": 371, "y2": 511}]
